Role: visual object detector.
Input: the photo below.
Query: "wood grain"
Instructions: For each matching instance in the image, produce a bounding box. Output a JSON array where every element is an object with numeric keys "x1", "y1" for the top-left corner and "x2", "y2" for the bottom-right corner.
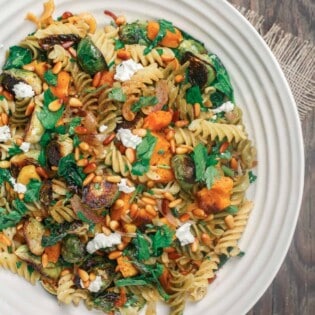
[{"x1": 228, "y1": 0, "x2": 315, "y2": 314}]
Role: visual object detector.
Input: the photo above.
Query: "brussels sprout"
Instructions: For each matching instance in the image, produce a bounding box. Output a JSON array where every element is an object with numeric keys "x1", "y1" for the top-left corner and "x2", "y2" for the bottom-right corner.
[
  {"x1": 0, "y1": 68, "x2": 42, "y2": 95},
  {"x1": 39, "y1": 180, "x2": 53, "y2": 207},
  {"x1": 77, "y1": 37, "x2": 107, "y2": 75},
  {"x1": 61, "y1": 234, "x2": 85, "y2": 264},
  {"x1": 171, "y1": 154, "x2": 195, "y2": 192},
  {"x1": 119, "y1": 21, "x2": 148, "y2": 44},
  {"x1": 23, "y1": 218, "x2": 45, "y2": 255},
  {"x1": 46, "y1": 140, "x2": 61, "y2": 167},
  {"x1": 15, "y1": 245, "x2": 61, "y2": 279},
  {"x1": 181, "y1": 51, "x2": 216, "y2": 89},
  {"x1": 178, "y1": 39, "x2": 207, "y2": 56},
  {"x1": 39, "y1": 34, "x2": 80, "y2": 50},
  {"x1": 82, "y1": 179, "x2": 120, "y2": 209}
]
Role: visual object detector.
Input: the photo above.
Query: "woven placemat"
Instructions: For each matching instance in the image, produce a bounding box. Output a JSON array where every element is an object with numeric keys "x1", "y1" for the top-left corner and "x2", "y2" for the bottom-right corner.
[{"x1": 237, "y1": 7, "x2": 315, "y2": 121}]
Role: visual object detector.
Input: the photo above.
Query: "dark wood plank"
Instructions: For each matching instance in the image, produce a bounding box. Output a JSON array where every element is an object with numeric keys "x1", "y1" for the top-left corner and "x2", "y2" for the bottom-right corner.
[{"x1": 228, "y1": 1, "x2": 315, "y2": 314}]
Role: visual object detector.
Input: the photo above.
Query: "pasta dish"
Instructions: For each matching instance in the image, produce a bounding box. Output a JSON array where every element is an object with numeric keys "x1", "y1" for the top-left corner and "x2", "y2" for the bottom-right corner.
[{"x1": 0, "y1": 1, "x2": 257, "y2": 314}]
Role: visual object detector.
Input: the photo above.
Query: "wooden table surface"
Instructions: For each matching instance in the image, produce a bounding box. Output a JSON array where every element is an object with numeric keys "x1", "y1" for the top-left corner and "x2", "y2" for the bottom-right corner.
[{"x1": 228, "y1": 1, "x2": 315, "y2": 314}]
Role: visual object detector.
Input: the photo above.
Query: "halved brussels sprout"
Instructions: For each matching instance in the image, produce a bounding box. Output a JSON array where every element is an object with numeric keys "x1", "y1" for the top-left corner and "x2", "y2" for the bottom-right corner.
[
  {"x1": 61, "y1": 234, "x2": 85, "y2": 264},
  {"x1": 171, "y1": 154, "x2": 195, "y2": 192},
  {"x1": 23, "y1": 218, "x2": 45, "y2": 256},
  {"x1": 119, "y1": 21, "x2": 148, "y2": 44},
  {"x1": 178, "y1": 39, "x2": 207, "y2": 56},
  {"x1": 39, "y1": 34, "x2": 81, "y2": 50},
  {"x1": 77, "y1": 37, "x2": 108, "y2": 75},
  {"x1": 181, "y1": 51, "x2": 216, "y2": 89},
  {"x1": 0, "y1": 68, "x2": 42, "y2": 95}
]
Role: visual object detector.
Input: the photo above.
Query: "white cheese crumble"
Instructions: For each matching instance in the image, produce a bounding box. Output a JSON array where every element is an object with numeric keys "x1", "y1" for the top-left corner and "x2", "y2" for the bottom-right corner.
[
  {"x1": 98, "y1": 124, "x2": 108, "y2": 133},
  {"x1": 19, "y1": 142, "x2": 31, "y2": 153},
  {"x1": 212, "y1": 101, "x2": 234, "y2": 114},
  {"x1": 116, "y1": 128, "x2": 142, "y2": 149},
  {"x1": 175, "y1": 222, "x2": 195, "y2": 246},
  {"x1": 114, "y1": 59, "x2": 143, "y2": 82},
  {"x1": 13, "y1": 183, "x2": 27, "y2": 194},
  {"x1": 86, "y1": 232, "x2": 122, "y2": 254},
  {"x1": 12, "y1": 82, "x2": 35, "y2": 99},
  {"x1": 80, "y1": 275, "x2": 103, "y2": 293},
  {"x1": 0, "y1": 125, "x2": 11, "y2": 142},
  {"x1": 118, "y1": 178, "x2": 135, "y2": 194}
]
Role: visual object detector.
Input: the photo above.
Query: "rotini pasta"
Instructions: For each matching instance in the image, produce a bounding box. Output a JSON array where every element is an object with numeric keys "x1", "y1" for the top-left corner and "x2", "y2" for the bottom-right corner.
[{"x1": 0, "y1": 2, "x2": 257, "y2": 315}]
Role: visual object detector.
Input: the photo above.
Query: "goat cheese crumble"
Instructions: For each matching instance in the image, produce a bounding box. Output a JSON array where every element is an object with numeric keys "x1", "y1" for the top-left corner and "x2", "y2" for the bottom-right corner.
[
  {"x1": 0, "y1": 125, "x2": 11, "y2": 142},
  {"x1": 212, "y1": 101, "x2": 234, "y2": 114},
  {"x1": 118, "y1": 178, "x2": 135, "y2": 194},
  {"x1": 19, "y1": 142, "x2": 31, "y2": 153},
  {"x1": 98, "y1": 124, "x2": 108, "y2": 133},
  {"x1": 86, "y1": 232, "x2": 122, "y2": 254},
  {"x1": 116, "y1": 128, "x2": 142, "y2": 149},
  {"x1": 12, "y1": 82, "x2": 35, "y2": 99},
  {"x1": 176, "y1": 222, "x2": 195, "y2": 246},
  {"x1": 114, "y1": 59, "x2": 143, "y2": 82},
  {"x1": 80, "y1": 275, "x2": 103, "y2": 293}
]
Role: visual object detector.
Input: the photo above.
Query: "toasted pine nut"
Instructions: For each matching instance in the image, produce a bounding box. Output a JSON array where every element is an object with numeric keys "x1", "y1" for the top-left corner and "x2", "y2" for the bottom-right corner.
[
  {"x1": 51, "y1": 166, "x2": 58, "y2": 171},
  {"x1": 83, "y1": 162, "x2": 97, "y2": 174},
  {"x1": 192, "y1": 208, "x2": 206, "y2": 218},
  {"x1": 74, "y1": 126, "x2": 88, "y2": 135},
  {"x1": 141, "y1": 196, "x2": 157, "y2": 206},
  {"x1": 169, "y1": 198, "x2": 182, "y2": 208},
  {"x1": 1, "y1": 113, "x2": 8, "y2": 125},
  {"x1": 60, "y1": 269, "x2": 70, "y2": 276},
  {"x1": 106, "y1": 175, "x2": 122, "y2": 183},
  {"x1": 161, "y1": 55, "x2": 175, "y2": 62},
  {"x1": 48, "y1": 99, "x2": 62, "y2": 112},
  {"x1": 105, "y1": 214, "x2": 111, "y2": 227},
  {"x1": 0, "y1": 161, "x2": 11, "y2": 169},
  {"x1": 69, "y1": 97, "x2": 83, "y2": 107},
  {"x1": 92, "y1": 71, "x2": 101, "y2": 87},
  {"x1": 165, "y1": 129, "x2": 175, "y2": 140},
  {"x1": 175, "y1": 74, "x2": 184, "y2": 83},
  {"x1": 74, "y1": 147, "x2": 80, "y2": 161},
  {"x1": 103, "y1": 133, "x2": 116, "y2": 145},
  {"x1": 179, "y1": 213, "x2": 190, "y2": 222},
  {"x1": 163, "y1": 192, "x2": 175, "y2": 201},
  {"x1": 77, "y1": 158, "x2": 88, "y2": 167},
  {"x1": 117, "y1": 49, "x2": 131, "y2": 60},
  {"x1": 109, "y1": 220, "x2": 120, "y2": 231},
  {"x1": 225, "y1": 215, "x2": 235, "y2": 229},
  {"x1": 117, "y1": 242, "x2": 128, "y2": 251},
  {"x1": 0, "y1": 233, "x2": 12, "y2": 246},
  {"x1": 42, "y1": 82, "x2": 49, "y2": 91},
  {"x1": 115, "y1": 16, "x2": 126, "y2": 26},
  {"x1": 175, "y1": 147, "x2": 189, "y2": 154},
  {"x1": 78, "y1": 268, "x2": 89, "y2": 282},
  {"x1": 52, "y1": 61, "x2": 63, "y2": 74},
  {"x1": 115, "y1": 199, "x2": 125, "y2": 208},
  {"x1": 102, "y1": 226, "x2": 112, "y2": 236},
  {"x1": 18, "y1": 193, "x2": 25, "y2": 200},
  {"x1": 190, "y1": 238, "x2": 199, "y2": 253},
  {"x1": 79, "y1": 142, "x2": 90, "y2": 151},
  {"x1": 108, "y1": 251, "x2": 122, "y2": 260},
  {"x1": 170, "y1": 139, "x2": 176, "y2": 154},
  {"x1": 201, "y1": 233, "x2": 212, "y2": 246},
  {"x1": 42, "y1": 253, "x2": 49, "y2": 268},
  {"x1": 83, "y1": 173, "x2": 95, "y2": 186},
  {"x1": 123, "y1": 223, "x2": 137, "y2": 233},
  {"x1": 23, "y1": 64, "x2": 35, "y2": 71},
  {"x1": 194, "y1": 103, "x2": 201, "y2": 118},
  {"x1": 145, "y1": 204, "x2": 157, "y2": 217},
  {"x1": 89, "y1": 272, "x2": 96, "y2": 281},
  {"x1": 68, "y1": 47, "x2": 77, "y2": 58},
  {"x1": 36, "y1": 166, "x2": 49, "y2": 179},
  {"x1": 92, "y1": 175, "x2": 103, "y2": 183},
  {"x1": 146, "y1": 180, "x2": 155, "y2": 188},
  {"x1": 15, "y1": 138, "x2": 23, "y2": 146},
  {"x1": 83, "y1": 280, "x2": 90, "y2": 288},
  {"x1": 125, "y1": 148, "x2": 136, "y2": 163},
  {"x1": 25, "y1": 100, "x2": 35, "y2": 116},
  {"x1": 2, "y1": 90, "x2": 13, "y2": 101},
  {"x1": 132, "y1": 128, "x2": 147, "y2": 137},
  {"x1": 175, "y1": 120, "x2": 189, "y2": 128},
  {"x1": 130, "y1": 203, "x2": 138, "y2": 213}
]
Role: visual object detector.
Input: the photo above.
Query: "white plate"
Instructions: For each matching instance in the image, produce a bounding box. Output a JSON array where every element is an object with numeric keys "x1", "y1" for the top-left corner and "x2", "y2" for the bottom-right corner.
[{"x1": 0, "y1": 0, "x2": 304, "y2": 314}]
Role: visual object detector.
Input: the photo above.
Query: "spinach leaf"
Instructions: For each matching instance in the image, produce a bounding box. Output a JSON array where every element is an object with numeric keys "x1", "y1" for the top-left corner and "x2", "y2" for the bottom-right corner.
[
  {"x1": 192, "y1": 143, "x2": 208, "y2": 181},
  {"x1": 44, "y1": 70, "x2": 58, "y2": 86},
  {"x1": 131, "y1": 132, "x2": 157, "y2": 176},
  {"x1": 58, "y1": 154, "x2": 86, "y2": 187},
  {"x1": 248, "y1": 171, "x2": 257, "y2": 183},
  {"x1": 24, "y1": 179, "x2": 42, "y2": 203},
  {"x1": 226, "y1": 205, "x2": 238, "y2": 214},
  {"x1": 114, "y1": 39, "x2": 125, "y2": 50},
  {"x1": 2, "y1": 46, "x2": 32, "y2": 70},
  {"x1": 0, "y1": 168, "x2": 12, "y2": 185},
  {"x1": 204, "y1": 165, "x2": 220, "y2": 189},
  {"x1": 68, "y1": 117, "x2": 81, "y2": 135},
  {"x1": 37, "y1": 89, "x2": 64, "y2": 130},
  {"x1": 151, "y1": 225, "x2": 174, "y2": 256},
  {"x1": 135, "y1": 232, "x2": 150, "y2": 261},
  {"x1": 8, "y1": 144, "x2": 23, "y2": 157},
  {"x1": 108, "y1": 87, "x2": 126, "y2": 102},
  {"x1": 0, "y1": 199, "x2": 28, "y2": 231},
  {"x1": 131, "y1": 96, "x2": 158, "y2": 113},
  {"x1": 186, "y1": 85, "x2": 203, "y2": 106}
]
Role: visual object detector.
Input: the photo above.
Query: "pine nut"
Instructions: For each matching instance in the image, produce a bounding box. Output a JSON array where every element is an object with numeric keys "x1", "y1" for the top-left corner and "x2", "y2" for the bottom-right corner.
[
  {"x1": 74, "y1": 126, "x2": 88, "y2": 135},
  {"x1": 108, "y1": 251, "x2": 122, "y2": 260},
  {"x1": 194, "y1": 103, "x2": 201, "y2": 118},
  {"x1": 42, "y1": 253, "x2": 49, "y2": 268},
  {"x1": 123, "y1": 223, "x2": 137, "y2": 233},
  {"x1": 92, "y1": 175, "x2": 103, "y2": 183},
  {"x1": 145, "y1": 204, "x2": 157, "y2": 217},
  {"x1": 125, "y1": 148, "x2": 136, "y2": 163},
  {"x1": 169, "y1": 198, "x2": 182, "y2": 208},
  {"x1": 79, "y1": 142, "x2": 90, "y2": 151},
  {"x1": 83, "y1": 162, "x2": 97, "y2": 174},
  {"x1": 132, "y1": 128, "x2": 147, "y2": 137},
  {"x1": 225, "y1": 215, "x2": 235, "y2": 229},
  {"x1": 201, "y1": 233, "x2": 212, "y2": 246},
  {"x1": 83, "y1": 280, "x2": 90, "y2": 288},
  {"x1": 69, "y1": 97, "x2": 83, "y2": 107},
  {"x1": 175, "y1": 146, "x2": 189, "y2": 154},
  {"x1": 163, "y1": 192, "x2": 175, "y2": 201},
  {"x1": 117, "y1": 49, "x2": 131, "y2": 60},
  {"x1": 25, "y1": 100, "x2": 35, "y2": 116},
  {"x1": 15, "y1": 138, "x2": 23, "y2": 146},
  {"x1": 146, "y1": 180, "x2": 155, "y2": 188},
  {"x1": 114, "y1": 199, "x2": 125, "y2": 208},
  {"x1": 60, "y1": 269, "x2": 70, "y2": 276},
  {"x1": 78, "y1": 268, "x2": 89, "y2": 282},
  {"x1": 190, "y1": 238, "x2": 199, "y2": 253},
  {"x1": 23, "y1": 64, "x2": 35, "y2": 71},
  {"x1": 192, "y1": 208, "x2": 206, "y2": 218},
  {"x1": 175, "y1": 74, "x2": 184, "y2": 83},
  {"x1": 179, "y1": 213, "x2": 190, "y2": 222},
  {"x1": 115, "y1": 16, "x2": 126, "y2": 26},
  {"x1": 170, "y1": 139, "x2": 176, "y2": 154},
  {"x1": 109, "y1": 220, "x2": 120, "y2": 231},
  {"x1": 103, "y1": 133, "x2": 116, "y2": 145},
  {"x1": 102, "y1": 226, "x2": 112, "y2": 236},
  {"x1": 1, "y1": 113, "x2": 8, "y2": 125},
  {"x1": 74, "y1": 147, "x2": 80, "y2": 161},
  {"x1": 0, "y1": 233, "x2": 11, "y2": 246},
  {"x1": 18, "y1": 193, "x2": 25, "y2": 200},
  {"x1": 42, "y1": 82, "x2": 49, "y2": 91},
  {"x1": 165, "y1": 129, "x2": 175, "y2": 140},
  {"x1": 48, "y1": 99, "x2": 62, "y2": 112},
  {"x1": 92, "y1": 71, "x2": 101, "y2": 87},
  {"x1": 105, "y1": 214, "x2": 111, "y2": 227},
  {"x1": 89, "y1": 272, "x2": 96, "y2": 281},
  {"x1": 35, "y1": 166, "x2": 49, "y2": 179},
  {"x1": 83, "y1": 173, "x2": 95, "y2": 186},
  {"x1": 106, "y1": 175, "x2": 122, "y2": 183},
  {"x1": 0, "y1": 161, "x2": 11, "y2": 169},
  {"x1": 161, "y1": 55, "x2": 175, "y2": 62},
  {"x1": 77, "y1": 158, "x2": 88, "y2": 167},
  {"x1": 141, "y1": 196, "x2": 157, "y2": 205},
  {"x1": 68, "y1": 47, "x2": 77, "y2": 58},
  {"x1": 175, "y1": 120, "x2": 189, "y2": 128},
  {"x1": 52, "y1": 61, "x2": 63, "y2": 74},
  {"x1": 117, "y1": 242, "x2": 128, "y2": 251}
]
